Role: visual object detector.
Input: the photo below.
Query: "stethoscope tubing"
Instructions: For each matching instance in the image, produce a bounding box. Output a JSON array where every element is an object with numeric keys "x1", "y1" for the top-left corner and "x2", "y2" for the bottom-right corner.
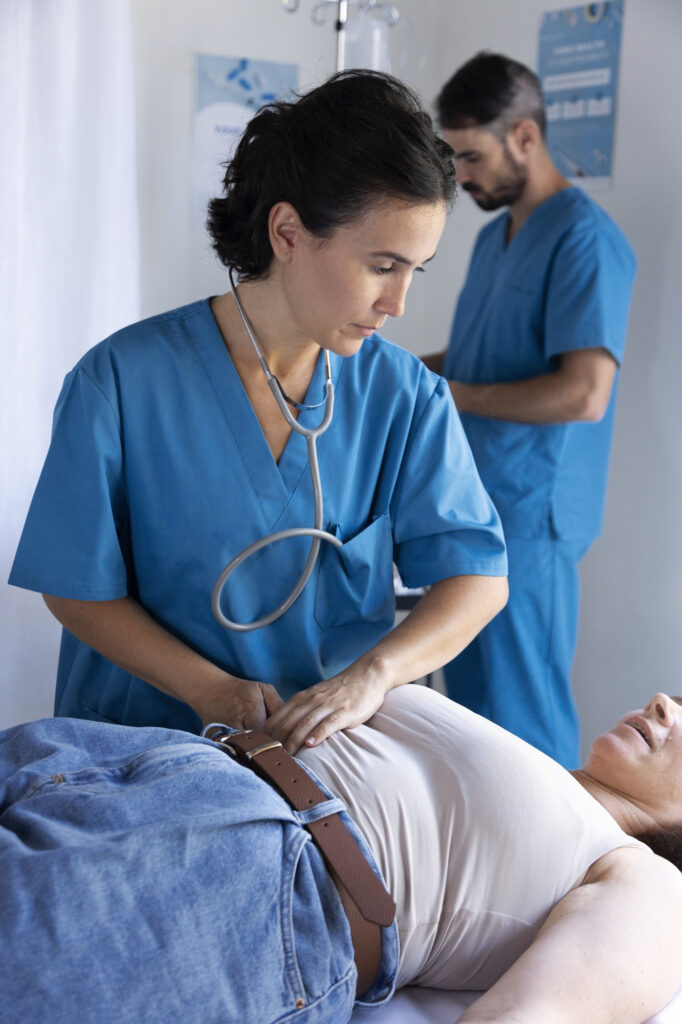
[{"x1": 212, "y1": 272, "x2": 342, "y2": 632}]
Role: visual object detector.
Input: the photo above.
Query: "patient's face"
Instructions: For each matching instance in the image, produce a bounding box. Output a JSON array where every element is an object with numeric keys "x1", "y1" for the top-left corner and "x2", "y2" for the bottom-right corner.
[{"x1": 584, "y1": 693, "x2": 682, "y2": 826}]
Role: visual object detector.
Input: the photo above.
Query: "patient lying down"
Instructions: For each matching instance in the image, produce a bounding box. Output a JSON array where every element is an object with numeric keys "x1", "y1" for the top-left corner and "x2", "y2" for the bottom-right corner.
[{"x1": 1, "y1": 684, "x2": 681, "y2": 1024}]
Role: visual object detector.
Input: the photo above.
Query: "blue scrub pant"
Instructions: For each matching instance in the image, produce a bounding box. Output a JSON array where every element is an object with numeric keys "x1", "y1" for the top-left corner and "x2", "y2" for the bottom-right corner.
[{"x1": 443, "y1": 535, "x2": 591, "y2": 769}]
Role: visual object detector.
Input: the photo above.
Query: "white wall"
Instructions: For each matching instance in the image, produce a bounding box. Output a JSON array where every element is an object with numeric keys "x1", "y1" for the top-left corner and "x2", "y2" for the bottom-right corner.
[{"x1": 4, "y1": 0, "x2": 681, "y2": 753}]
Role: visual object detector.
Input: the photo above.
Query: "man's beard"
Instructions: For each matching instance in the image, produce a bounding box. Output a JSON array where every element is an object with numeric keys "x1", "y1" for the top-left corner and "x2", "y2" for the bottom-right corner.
[{"x1": 463, "y1": 144, "x2": 527, "y2": 211}]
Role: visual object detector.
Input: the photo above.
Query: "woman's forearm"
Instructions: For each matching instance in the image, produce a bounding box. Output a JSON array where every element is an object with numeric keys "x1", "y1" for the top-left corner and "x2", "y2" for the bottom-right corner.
[
  {"x1": 360, "y1": 573, "x2": 507, "y2": 689},
  {"x1": 458, "y1": 848, "x2": 682, "y2": 1024},
  {"x1": 42, "y1": 594, "x2": 282, "y2": 727},
  {"x1": 265, "y1": 574, "x2": 507, "y2": 752}
]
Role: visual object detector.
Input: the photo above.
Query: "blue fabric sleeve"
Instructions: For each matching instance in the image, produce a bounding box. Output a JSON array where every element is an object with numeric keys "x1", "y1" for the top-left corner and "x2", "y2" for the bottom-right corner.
[
  {"x1": 390, "y1": 376, "x2": 507, "y2": 588},
  {"x1": 543, "y1": 219, "x2": 636, "y2": 364},
  {"x1": 9, "y1": 366, "x2": 129, "y2": 599}
]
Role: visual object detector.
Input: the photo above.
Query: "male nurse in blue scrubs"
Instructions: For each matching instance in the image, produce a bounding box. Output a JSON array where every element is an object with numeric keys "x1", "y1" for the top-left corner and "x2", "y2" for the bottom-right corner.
[{"x1": 423, "y1": 53, "x2": 636, "y2": 768}]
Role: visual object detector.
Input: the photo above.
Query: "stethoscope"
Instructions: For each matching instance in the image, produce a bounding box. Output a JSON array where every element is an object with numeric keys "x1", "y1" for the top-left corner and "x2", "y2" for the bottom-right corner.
[{"x1": 211, "y1": 269, "x2": 342, "y2": 632}]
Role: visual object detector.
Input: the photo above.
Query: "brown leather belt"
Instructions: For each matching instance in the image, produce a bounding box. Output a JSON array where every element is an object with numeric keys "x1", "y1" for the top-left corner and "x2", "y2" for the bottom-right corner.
[{"x1": 207, "y1": 727, "x2": 396, "y2": 998}]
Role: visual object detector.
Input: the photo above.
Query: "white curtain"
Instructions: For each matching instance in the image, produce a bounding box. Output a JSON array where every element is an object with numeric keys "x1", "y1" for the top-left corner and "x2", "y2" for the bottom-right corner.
[{"x1": 0, "y1": 0, "x2": 140, "y2": 727}]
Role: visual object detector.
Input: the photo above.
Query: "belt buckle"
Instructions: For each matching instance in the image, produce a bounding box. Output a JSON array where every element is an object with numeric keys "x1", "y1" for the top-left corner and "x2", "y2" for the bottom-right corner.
[
  {"x1": 242, "y1": 739, "x2": 283, "y2": 759},
  {"x1": 205, "y1": 726, "x2": 252, "y2": 761},
  {"x1": 207, "y1": 728, "x2": 283, "y2": 764}
]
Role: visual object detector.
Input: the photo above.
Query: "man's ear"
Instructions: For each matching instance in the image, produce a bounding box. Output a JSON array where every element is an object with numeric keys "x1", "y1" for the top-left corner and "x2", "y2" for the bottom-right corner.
[
  {"x1": 268, "y1": 202, "x2": 304, "y2": 264},
  {"x1": 509, "y1": 118, "x2": 541, "y2": 158}
]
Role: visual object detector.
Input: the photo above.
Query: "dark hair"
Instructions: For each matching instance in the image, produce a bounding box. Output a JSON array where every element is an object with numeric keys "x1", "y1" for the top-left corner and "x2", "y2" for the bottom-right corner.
[
  {"x1": 207, "y1": 69, "x2": 456, "y2": 280},
  {"x1": 634, "y1": 825, "x2": 682, "y2": 873},
  {"x1": 436, "y1": 52, "x2": 546, "y2": 140}
]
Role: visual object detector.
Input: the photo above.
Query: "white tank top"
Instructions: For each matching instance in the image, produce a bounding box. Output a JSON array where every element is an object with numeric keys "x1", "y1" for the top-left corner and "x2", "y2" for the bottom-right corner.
[{"x1": 300, "y1": 684, "x2": 646, "y2": 990}]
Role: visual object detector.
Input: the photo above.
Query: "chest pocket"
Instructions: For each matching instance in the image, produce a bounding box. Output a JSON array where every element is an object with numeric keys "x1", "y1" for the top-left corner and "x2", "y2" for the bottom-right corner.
[
  {"x1": 314, "y1": 513, "x2": 395, "y2": 629},
  {"x1": 486, "y1": 281, "x2": 546, "y2": 376}
]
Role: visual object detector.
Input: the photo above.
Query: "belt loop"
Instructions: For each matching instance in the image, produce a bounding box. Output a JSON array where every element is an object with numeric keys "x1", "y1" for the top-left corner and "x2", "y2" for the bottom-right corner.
[{"x1": 211, "y1": 729, "x2": 395, "y2": 928}]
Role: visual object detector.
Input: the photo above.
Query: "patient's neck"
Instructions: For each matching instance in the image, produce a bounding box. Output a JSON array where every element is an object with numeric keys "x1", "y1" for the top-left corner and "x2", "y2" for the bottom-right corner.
[{"x1": 571, "y1": 769, "x2": 658, "y2": 837}]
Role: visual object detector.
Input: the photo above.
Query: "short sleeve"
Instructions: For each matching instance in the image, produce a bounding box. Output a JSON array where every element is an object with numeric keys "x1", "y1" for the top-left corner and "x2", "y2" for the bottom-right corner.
[
  {"x1": 9, "y1": 366, "x2": 129, "y2": 599},
  {"x1": 391, "y1": 376, "x2": 507, "y2": 588},
  {"x1": 543, "y1": 219, "x2": 636, "y2": 364}
]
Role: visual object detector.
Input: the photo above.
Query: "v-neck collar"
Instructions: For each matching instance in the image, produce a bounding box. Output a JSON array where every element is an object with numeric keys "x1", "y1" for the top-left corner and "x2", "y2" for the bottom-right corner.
[
  {"x1": 188, "y1": 298, "x2": 343, "y2": 529},
  {"x1": 499, "y1": 186, "x2": 579, "y2": 252}
]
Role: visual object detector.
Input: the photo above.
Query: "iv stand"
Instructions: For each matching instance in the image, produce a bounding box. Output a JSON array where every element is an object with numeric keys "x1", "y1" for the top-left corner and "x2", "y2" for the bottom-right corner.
[
  {"x1": 282, "y1": 0, "x2": 398, "y2": 74},
  {"x1": 335, "y1": 1, "x2": 349, "y2": 73}
]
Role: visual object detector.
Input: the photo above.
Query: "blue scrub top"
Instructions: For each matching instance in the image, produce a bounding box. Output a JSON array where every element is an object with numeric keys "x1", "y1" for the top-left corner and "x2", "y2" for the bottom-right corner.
[
  {"x1": 10, "y1": 299, "x2": 506, "y2": 730},
  {"x1": 443, "y1": 187, "x2": 636, "y2": 541}
]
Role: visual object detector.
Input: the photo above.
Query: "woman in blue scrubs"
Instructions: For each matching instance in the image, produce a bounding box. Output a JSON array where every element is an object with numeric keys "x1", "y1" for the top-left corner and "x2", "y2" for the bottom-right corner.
[{"x1": 10, "y1": 71, "x2": 508, "y2": 752}]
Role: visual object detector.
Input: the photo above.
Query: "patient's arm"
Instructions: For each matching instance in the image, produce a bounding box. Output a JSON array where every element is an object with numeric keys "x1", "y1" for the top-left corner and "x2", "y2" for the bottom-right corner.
[{"x1": 457, "y1": 846, "x2": 682, "y2": 1024}]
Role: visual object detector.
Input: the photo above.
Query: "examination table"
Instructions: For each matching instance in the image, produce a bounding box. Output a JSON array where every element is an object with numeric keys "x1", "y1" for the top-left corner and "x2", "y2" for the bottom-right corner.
[{"x1": 352, "y1": 984, "x2": 682, "y2": 1023}]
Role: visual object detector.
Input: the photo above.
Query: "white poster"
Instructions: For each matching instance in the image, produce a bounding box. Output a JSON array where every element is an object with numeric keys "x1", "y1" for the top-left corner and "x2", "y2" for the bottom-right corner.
[{"x1": 192, "y1": 55, "x2": 298, "y2": 230}]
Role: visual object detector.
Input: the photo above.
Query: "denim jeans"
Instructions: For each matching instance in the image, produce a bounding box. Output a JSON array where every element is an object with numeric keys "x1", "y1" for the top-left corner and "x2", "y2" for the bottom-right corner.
[{"x1": 0, "y1": 717, "x2": 398, "y2": 1023}]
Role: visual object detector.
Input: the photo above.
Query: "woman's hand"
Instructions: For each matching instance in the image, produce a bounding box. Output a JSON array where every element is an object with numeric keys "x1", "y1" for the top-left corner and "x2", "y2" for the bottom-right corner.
[
  {"x1": 265, "y1": 660, "x2": 390, "y2": 754},
  {"x1": 192, "y1": 675, "x2": 285, "y2": 732},
  {"x1": 265, "y1": 574, "x2": 507, "y2": 754},
  {"x1": 41, "y1": 594, "x2": 285, "y2": 731}
]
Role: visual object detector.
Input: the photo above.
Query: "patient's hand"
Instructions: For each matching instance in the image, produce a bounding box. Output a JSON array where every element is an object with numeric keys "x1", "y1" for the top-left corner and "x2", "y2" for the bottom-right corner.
[
  {"x1": 192, "y1": 674, "x2": 285, "y2": 732},
  {"x1": 264, "y1": 663, "x2": 389, "y2": 754}
]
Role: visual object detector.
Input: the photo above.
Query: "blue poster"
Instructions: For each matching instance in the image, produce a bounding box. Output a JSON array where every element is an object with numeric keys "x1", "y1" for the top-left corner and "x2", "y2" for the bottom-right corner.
[
  {"x1": 538, "y1": 2, "x2": 624, "y2": 184},
  {"x1": 192, "y1": 55, "x2": 299, "y2": 229}
]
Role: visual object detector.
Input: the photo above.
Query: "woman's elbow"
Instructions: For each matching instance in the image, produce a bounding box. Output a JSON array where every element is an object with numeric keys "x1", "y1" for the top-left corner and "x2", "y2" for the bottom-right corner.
[
  {"x1": 484, "y1": 576, "x2": 508, "y2": 620},
  {"x1": 494, "y1": 576, "x2": 509, "y2": 613},
  {"x1": 43, "y1": 592, "x2": 64, "y2": 617}
]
